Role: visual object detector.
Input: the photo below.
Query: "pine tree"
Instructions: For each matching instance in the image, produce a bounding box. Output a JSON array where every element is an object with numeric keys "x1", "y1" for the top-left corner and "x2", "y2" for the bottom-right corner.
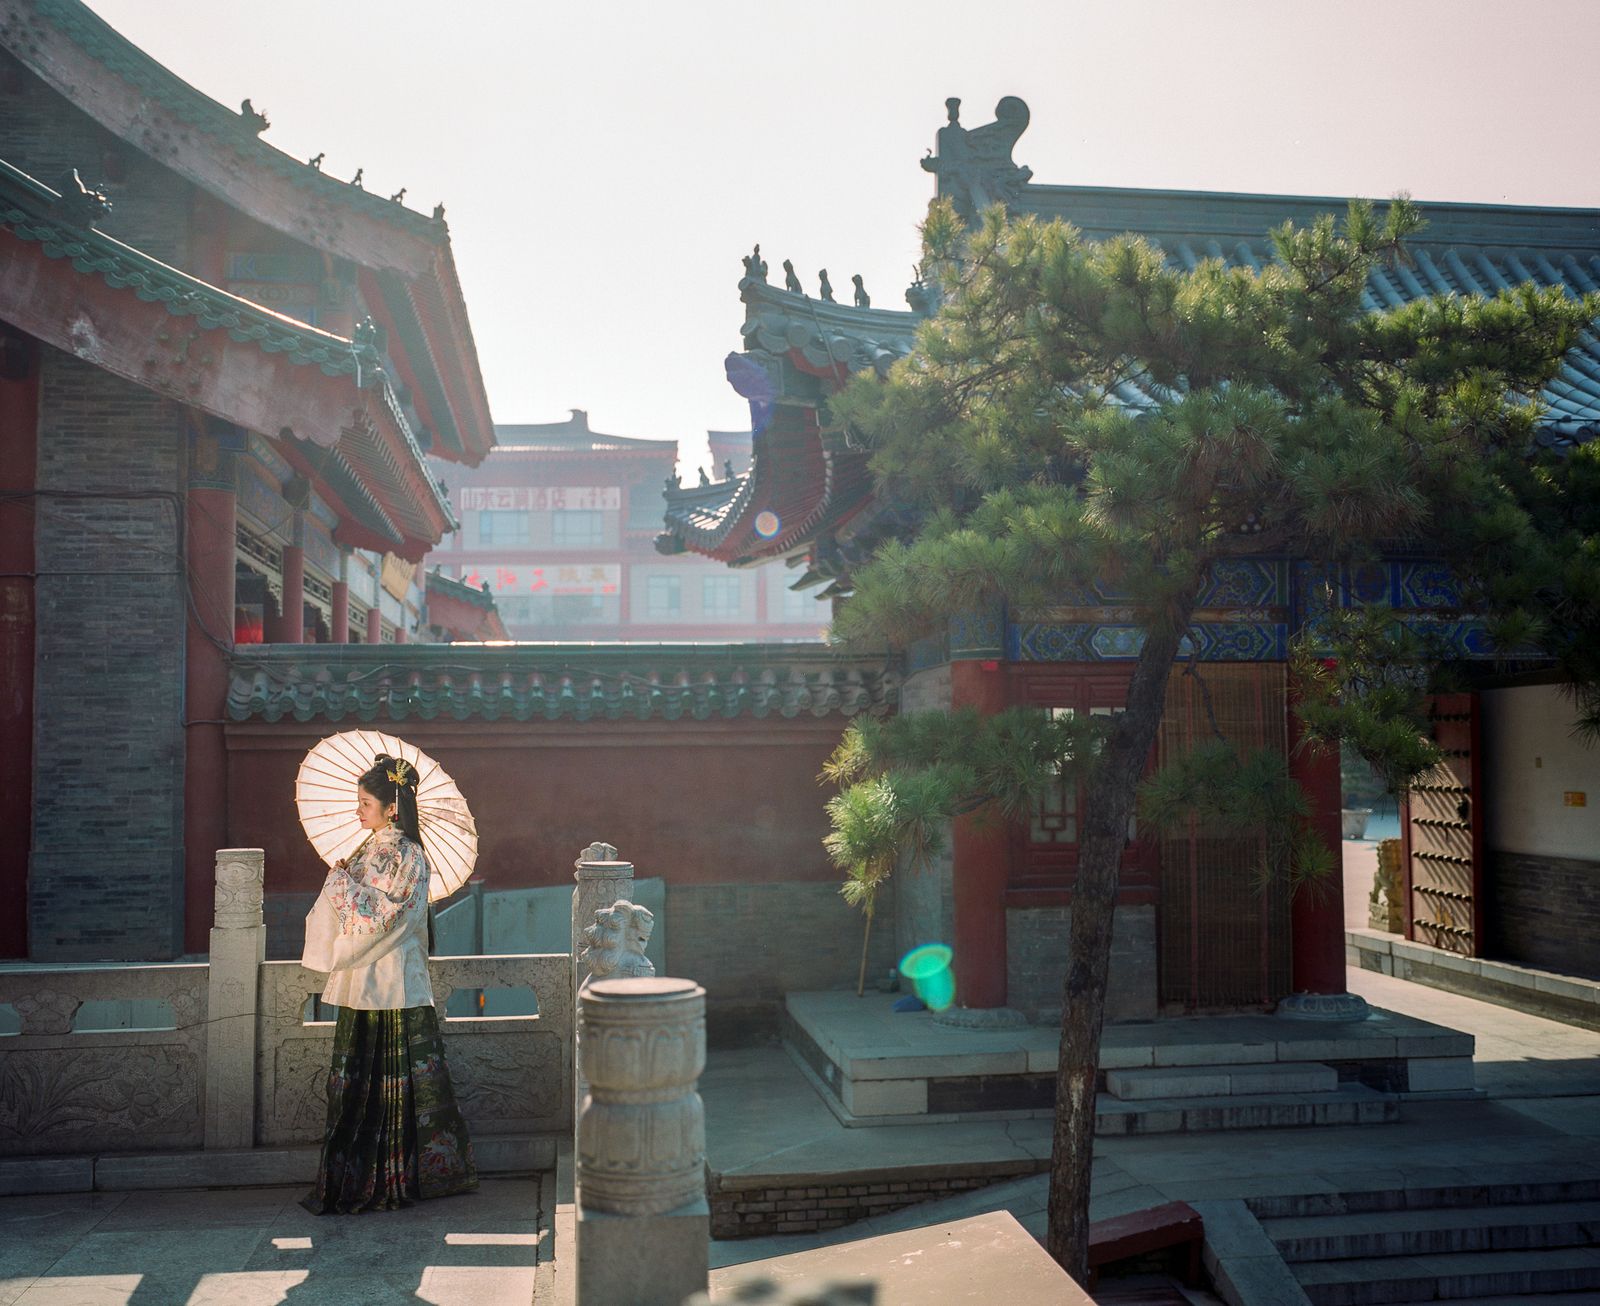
[{"x1": 821, "y1": 196, "x2": 1599, "y2": 1282}]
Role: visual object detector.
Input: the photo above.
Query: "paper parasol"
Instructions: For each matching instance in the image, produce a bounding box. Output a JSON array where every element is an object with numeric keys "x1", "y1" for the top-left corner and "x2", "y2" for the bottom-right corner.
[{"x1": 295, "y1": 729, "x2": 477, "y2": 902}]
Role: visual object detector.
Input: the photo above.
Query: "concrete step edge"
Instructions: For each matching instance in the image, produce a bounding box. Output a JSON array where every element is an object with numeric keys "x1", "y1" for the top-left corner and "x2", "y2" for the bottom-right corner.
[
  {"x1": 1105, "y1": 1061, "x2": 1338, "y2": 1101},
  {"x1": 1274, "y1": 1219, "x2": 1600, "y2": 1264},
  {"x1": 1292, "y1": 1243, "x2": 1600, "y2": 1285},
  {"x1": 1262, "y1": 1198, "x2": 1600, "y2": 1241},
  {"x1": 1096, "y1": 1083, "x2": 1391, "y2": 1113},
  {"x1": 1247, "y1": 1176, "x2": 1600, "y2": 1219}
]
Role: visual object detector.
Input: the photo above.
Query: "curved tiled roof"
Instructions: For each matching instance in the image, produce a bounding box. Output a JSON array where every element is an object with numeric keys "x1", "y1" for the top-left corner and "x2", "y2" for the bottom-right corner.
[
  {"x1": 0, "y1": 155, "x2": 454, "y2": 558},
  {"x1": 1, "y1": 0, "x2": 497, "y2": 464},
  {"x1": 0, "y1": 157, "x2": 381, "y2": 380},
  {"x1": 12, "y1": 0, "x2": 442, "y2": 240},
  {"x1": 738, "y1": 279, "x2": 920, "y2": 380},
  {"x1": 664, "y1": 187, "x2": 1600, "y2": 570},
  {"x1": 227, "y1": 645, "x2": 897, "y2": 724}
]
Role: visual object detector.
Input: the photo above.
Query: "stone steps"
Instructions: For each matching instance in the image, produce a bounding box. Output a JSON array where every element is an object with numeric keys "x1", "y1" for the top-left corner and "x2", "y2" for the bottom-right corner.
[
  {"x1": 1246, "y1": 1175, "x2": 1600, "y2": 1219},
  {"x1": 1105, "y1": 1060, "x2": 1338, "y2": 1101},
  {"x1": 1398, "y1": 1295, "x2": 1600, "y2": 1306},
  {"x1": 1262, "y1": 1199, "x2": 1600, "y2": 1261},
  {"x1": 1094, "y1": 1083, "x2": 1398, "y2": 1136},
  {"x1": 1291, "y1": 1246, "x2": 1600, "y2": 1305}
]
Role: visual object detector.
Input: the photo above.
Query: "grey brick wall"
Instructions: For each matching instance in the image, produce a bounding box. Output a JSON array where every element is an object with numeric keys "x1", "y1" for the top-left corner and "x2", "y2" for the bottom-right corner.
[
  {"x1": 1486, "y1": 849, "x2": 1600, "y2": 980},
  {"x1": 1006, "y1": 903, "x2": 1158, "y2": 1023},
  {"x1": 666, "y1": 879, "x2": 899, "y2": 1041},
  {"x1": 28, "y1": 349, "x2": 187, "y2": 960}
]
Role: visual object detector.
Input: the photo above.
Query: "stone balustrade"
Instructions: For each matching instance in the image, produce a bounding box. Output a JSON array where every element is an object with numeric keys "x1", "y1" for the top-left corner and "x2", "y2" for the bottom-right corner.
[
  {"x1": 0, "y1": 961, "x2": 210, "y2": 1157},
  {"x1": 0, "y1": 847, "x2": 574, "y2": 1162},
  {"x1": 255, "y1": 952, "x2": 572, "y2": 1147}
]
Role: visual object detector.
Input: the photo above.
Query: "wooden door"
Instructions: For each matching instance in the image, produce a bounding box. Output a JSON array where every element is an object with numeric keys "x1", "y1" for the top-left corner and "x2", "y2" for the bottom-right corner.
[{"x1": 1402, "y1": 693, "x2": 1485, "y2": 956}]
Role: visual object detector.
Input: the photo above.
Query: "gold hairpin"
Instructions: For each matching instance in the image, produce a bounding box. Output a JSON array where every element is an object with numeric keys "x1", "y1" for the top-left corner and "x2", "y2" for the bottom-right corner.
[{"x1": 386, "y1": 759, "x2": 412, "y2": 785}]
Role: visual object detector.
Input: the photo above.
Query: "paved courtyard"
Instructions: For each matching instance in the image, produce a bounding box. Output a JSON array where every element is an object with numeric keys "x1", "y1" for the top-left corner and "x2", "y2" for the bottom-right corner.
[
  {"x1": 6, "y1": 844, "x2": 1598, "y2": 1304},
  {"x1": 0, "y1": 1178, "x2": 548, "y2": 1306}
]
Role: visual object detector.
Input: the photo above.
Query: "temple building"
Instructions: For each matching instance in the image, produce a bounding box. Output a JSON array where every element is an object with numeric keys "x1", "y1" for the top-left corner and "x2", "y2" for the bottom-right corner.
[
  {"x1": 0, "y1": 0, "x2": 494, "y2": 960},
  {"x1": 659, "y1": 96, "x2": 1600, "y2": 1017},
  {"x1": 422, "y1": 568, "x2": 511, "y2": 643},
  {"x1": 427, "y1": 409, "x2": 828, "y2": 641}
]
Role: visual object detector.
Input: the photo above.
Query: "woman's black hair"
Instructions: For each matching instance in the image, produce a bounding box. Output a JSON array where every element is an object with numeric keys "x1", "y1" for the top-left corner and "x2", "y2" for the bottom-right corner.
[{"x1": 359, "y1": 753, "x2": 422, "y2": 845}]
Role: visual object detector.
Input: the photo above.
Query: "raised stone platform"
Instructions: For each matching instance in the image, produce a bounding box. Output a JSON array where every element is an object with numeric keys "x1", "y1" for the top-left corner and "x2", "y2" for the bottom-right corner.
[
  {"x1": 708, "y1": 1209, "x2": 1089, "y2": 1303},
  {"x1": 783, "y1": 991, "x2": 1476, "y2": 1129},
  {"x1": 1348, "y1": 926, "x2": 1600, "y2": 1032}
]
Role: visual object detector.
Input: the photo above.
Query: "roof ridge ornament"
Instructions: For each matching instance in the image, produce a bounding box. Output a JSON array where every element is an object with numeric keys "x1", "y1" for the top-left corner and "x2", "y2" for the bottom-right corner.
[
  {"x1": 238, "y1": 99, "x2": 270, "y2": 135},
  {"x1": 741, "y1": 243, "x2": 769, "y2": 285},
  {"x1": 920, "y1": 95, "x2": 1033, "y2": 225},
  {"x1": 50, "y1": 168, "x2": 112, "y2": 228}
]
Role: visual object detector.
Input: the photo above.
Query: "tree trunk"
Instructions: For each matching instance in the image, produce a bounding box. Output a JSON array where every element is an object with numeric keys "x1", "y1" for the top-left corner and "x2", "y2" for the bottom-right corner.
[
  {"x1": 1046, "y1": 604, "x2": 1193, "y2": 1283},
  {"x1": 856, "y1": 903, "x2": 874, "y2": 997}
]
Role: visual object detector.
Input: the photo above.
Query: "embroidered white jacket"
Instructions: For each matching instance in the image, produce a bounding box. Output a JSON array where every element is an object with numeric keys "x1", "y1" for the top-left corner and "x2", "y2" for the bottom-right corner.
[{"x1": 319, "y1": 827, "x2": 434, "y2": 1010}]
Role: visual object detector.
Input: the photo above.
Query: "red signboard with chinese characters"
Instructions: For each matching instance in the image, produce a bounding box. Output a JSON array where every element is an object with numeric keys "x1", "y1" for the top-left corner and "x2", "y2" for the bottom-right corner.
[
  {"x1": 460, "y1": 486, "x2": 620, "y2": 511},
  {"x1": 459, "y1": 563, "x2": 621, "y2": 595}
]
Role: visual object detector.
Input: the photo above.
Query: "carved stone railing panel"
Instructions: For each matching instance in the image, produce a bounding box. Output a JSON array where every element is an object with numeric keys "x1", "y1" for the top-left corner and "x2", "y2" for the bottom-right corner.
[
  {"x1": 255, "y1": 954, "x2": 572, "y2": 1147},
  {"x1": 0, "y1": 963, "x2": 208, "y2": 1156}
]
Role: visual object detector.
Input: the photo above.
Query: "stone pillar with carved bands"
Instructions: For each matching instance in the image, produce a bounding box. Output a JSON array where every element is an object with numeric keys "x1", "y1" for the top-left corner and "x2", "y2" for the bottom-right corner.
[
  {"x1": 205, "y1": 847, "x2": 266, "y2": 1149},
  {"x1": 575, "y1": 976, "x2": 709, "y2": 1306}
]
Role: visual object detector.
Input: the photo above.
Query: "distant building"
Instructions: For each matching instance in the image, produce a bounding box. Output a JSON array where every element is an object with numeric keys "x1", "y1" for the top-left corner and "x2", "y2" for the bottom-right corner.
[
  {"x1": 428, "y1": 410, "x2": 828, "y2": 641},
  {"x1": 424, "y1": 569, "x2": 511, "y2": 642}
]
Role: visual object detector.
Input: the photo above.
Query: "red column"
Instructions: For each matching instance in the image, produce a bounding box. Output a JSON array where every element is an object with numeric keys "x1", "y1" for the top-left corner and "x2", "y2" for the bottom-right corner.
[
  {"x1": 0, "y1": 331, "x2": 39, "y2": 959},
  {"x1": 365, "y1": 605, "x2": 383, "y2": 644},
  {"x1": 949, "y1": 659, "x2": 1011, "y2": 1009},
  {"x1": 1288, "y1": 687, "x2": 1347, "y2": 995},
  {"x1": 279, "y1": 544, "x2": 305, "y2": 643},
  {"x1": 183, "y1": 478, "x2": 235, "y2": 955},
  {"x1": 331, "y1": 580, "x2": 350, "y2": 644},
  {"x1": 394, "y1": 625, "x2": 408, "y2": 645}
]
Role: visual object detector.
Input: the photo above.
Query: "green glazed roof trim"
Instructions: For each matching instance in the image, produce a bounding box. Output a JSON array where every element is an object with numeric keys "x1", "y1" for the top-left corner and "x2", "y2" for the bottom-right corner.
[
  {"x1": 226, "y1": 644, "x2": 897, "y2": 724},
  {"x1": 0, "y1": 156, "x2": 383, "y2": 381},
  {"x1": 426, "y1": 568, "x2": 499, "y2": 612},
  {"x1": 29, "y1": 0, "x2": 444, "y2": 241}
]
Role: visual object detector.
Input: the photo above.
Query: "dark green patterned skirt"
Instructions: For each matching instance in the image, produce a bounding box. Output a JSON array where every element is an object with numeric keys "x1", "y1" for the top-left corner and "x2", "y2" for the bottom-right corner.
[{"x1": 300, "y1": 1004, "x2": 478, "y2": 1215}]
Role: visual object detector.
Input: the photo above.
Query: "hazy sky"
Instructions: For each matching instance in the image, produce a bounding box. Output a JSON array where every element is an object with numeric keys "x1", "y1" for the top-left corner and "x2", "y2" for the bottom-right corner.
[{"x1": 86, "y1": 1, "x2": 1600, "y2": 473}]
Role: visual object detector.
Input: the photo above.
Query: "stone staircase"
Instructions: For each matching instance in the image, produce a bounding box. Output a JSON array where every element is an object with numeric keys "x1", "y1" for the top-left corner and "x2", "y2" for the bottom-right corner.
[
  {"x1": 1095, "y1": 1061, "x2": 1400, "y2": 1135},
  {"x1": 1248, "y1": 1176, "x2": 1600, "y2": 1304}
]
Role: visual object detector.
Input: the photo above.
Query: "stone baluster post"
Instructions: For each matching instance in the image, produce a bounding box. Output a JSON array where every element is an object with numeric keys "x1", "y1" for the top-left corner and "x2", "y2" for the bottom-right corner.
[
  {"x1": 572, "y1": 842, "x2": 634, "y2": 1129},
  {"x1": 573, "y1": 842, "x2": 634, "y2": 993},
  {"x1": 205, "y1": 848, "x2": 266, "y2": 1149},
  {"x1": 576, "y1": 977, "x2": 708, "y2": 1306}
]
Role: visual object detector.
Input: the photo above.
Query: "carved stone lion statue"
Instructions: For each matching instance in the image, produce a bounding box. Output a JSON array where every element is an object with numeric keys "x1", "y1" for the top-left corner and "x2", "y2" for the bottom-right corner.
[{"x1": 579, "y1": 898, "x2": 655, "y2": 991}]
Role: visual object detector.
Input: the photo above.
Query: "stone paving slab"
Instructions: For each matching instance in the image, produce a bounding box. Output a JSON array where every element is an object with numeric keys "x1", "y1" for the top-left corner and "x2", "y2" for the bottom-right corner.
[{"x1": 0, "y1": 1178, "x2": 546, "y2": 1306}]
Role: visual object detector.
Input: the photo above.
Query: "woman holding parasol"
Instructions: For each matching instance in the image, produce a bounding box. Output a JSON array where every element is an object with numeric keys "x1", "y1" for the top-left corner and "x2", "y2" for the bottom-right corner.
[{"x1": 295, "y1": 731, "x2": 479, "y2": 1214}]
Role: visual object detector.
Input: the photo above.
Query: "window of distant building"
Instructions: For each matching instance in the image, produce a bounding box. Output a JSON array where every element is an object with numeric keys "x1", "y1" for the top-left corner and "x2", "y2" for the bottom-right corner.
[
  {"x1": 702, "y1": 575, "x2": 743, "y2": 618},
  {"x1": 553, "y1": 509, "x2": 605, "y2": 548},
  {"x1": 498, "y1": 595, "x2": 534, "y2": 623},
  {"x1": 553, "y1": 593, "x2": 606, "y2": 622},
  {"x1": 478, "y1": 510, "x2": 530, "y2": 546},
  {"x1": 781, "y1": 580, "x2": 822, "y2": 622},
  {"x1": 646, "y1": 575, "x2": 681, "y2": 617},
  {"x1": 629, "y1": 481, "x2": 666, "y2": 530}
]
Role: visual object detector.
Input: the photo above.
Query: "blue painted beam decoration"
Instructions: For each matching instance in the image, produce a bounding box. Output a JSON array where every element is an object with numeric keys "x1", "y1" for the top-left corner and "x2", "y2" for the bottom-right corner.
[{"x1": 997, "y1": 557, "x2": 1507, "y2": 664}]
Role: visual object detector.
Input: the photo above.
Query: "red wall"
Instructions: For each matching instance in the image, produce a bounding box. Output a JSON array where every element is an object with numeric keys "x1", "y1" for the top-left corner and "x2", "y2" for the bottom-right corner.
[{"x1": 224, "y1": 716, "x2": 847, "y2": 900}]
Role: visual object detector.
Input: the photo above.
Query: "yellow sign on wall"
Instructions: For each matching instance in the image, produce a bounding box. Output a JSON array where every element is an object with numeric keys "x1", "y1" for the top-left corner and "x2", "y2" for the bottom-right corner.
[{"x1": 381, "y1": 554, "x2": 416, "y2": 600}]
